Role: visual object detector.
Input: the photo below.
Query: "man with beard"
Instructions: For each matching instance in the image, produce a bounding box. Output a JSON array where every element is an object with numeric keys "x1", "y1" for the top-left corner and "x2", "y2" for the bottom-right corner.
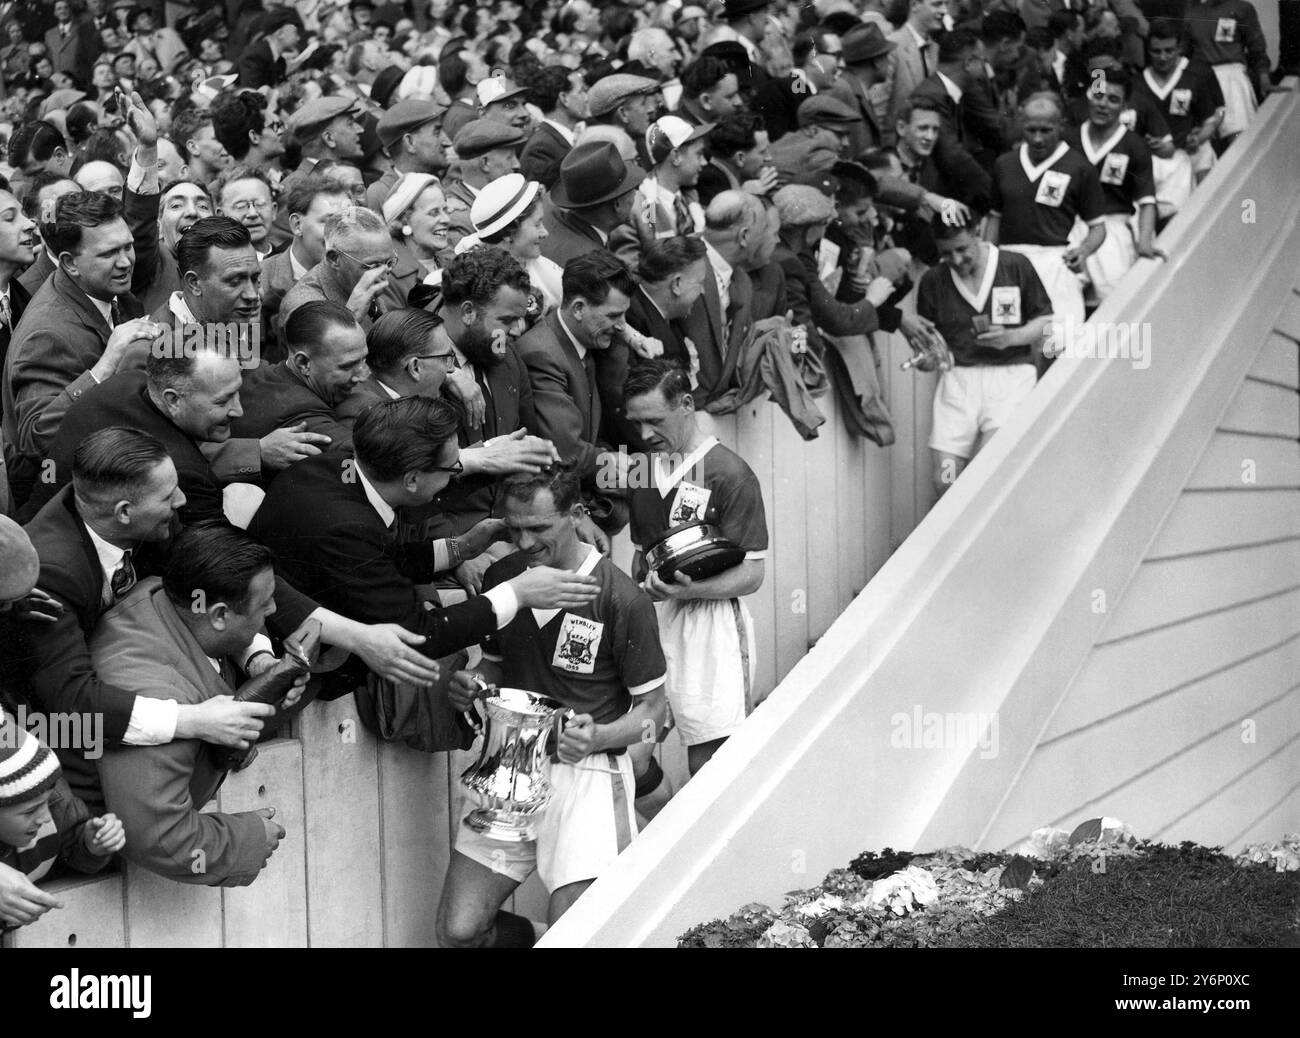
[
  {"x1": 985, "y1": 94, "x2": 1106, "y2": 334},
  {"x1": 916, "y1": 217, "x2": 1053, "y2": 497},
  {"x1": 365, "y1": 100, "x2": 449, "y2": 215},
  {"x1": 232, "y1": 301, "x2": 369, "y2": 458}
]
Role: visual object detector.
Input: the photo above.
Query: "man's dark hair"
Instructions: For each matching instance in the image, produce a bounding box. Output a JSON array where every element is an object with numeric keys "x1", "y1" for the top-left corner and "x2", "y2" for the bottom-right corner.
[
  {"x1": 72, "y1": 427, "x2": 170, "y2": 504},
  {"x1": 528, "y1": 65, "x2": 571, "y2": 114},
  {"x1": 439, "y1": 48, "x2": 470, "y2": 96},
  {"x1": 622, "y1": 357, "x2": 692, "y2": 407},
  {"x1": 600, "y1": 4, "x2": 635, "y2": 43},
  {"x1": 8, "y1": 120, "x2": 67, "y2": 168},
  {"x1": 146, "y1": 342, "x2": 234, "y2": 393},
  {"x1": 281, "y1": 171, "x2": 348, "y2": 218},
  {"x1": 791, "y1": 30, "x2": 834, "y2": 68},
  {"x1": 1048, "y1": 10, "x2": 1082, "y2": 39},
  {"x1": 932, "y1": 212, "x2": 975, "y2": 240},
  {"x1": 47, "y1": 189, "x2": 121, "y2": 257},
  {"x1": 981, "y1": 11, "x2": 1027, "y2": 45},
  {"x1": 176, "y1": 216, "x2": 252, "y2": 278},
  {"x1": 637, "y1": 235, "x2": 706, "y2": 283},
  {"x1": 1094, "y1": 65, "x2": 1131, "y2": 98},
  {"x1": 367, "y1": 308, "x2": 444, "y2": 373},
  {"x1": 819, "y1": 11, "x2": 860, "y2": 37},
  {"x1": 163, "y1": 520, "x2": 275, "y2": 613},
  {"x1": 65, "y1": 103, "x2": 100, "y2": 146},
  {"x1": 442, "y1": 245, "x2": 532, "y2": 308},
  {"x1": 1026, "y1": 26, "x2": 1054, "y2": 52},
  {"x1": 353, "y1": 396, "x2": 461, "y2": 482},
  {"x1": 1147, "y1": 17, "x2": 1184, "y2": 45},
  {"x1": 898, "y1": 95, "x2": 945, "y2": 124},
  {"x1": 210, "y1": 91, "x2": 269, "y2": 161},
  {"x1": 285, "y1": 300, "x2": 360, "y2": 357},
  {"x1": 680, "y1": 56, "x2": 732, "y2": 100},
  {"x1": 936, "y1": 28, "x2": 979, "y2": 65},
  {"x1": 501, "y1": 463, "x2": 581, "y2": 512},
  {"x1": 171, "y1": 107, "x2": 213, "y2": 152},
  {"x1": 709, "y1": 111, "x2": 762, "y2": 158},
  {"x1": 561, "y1": 249, "x2": 634, "y2": 307},
  {"x1": 80, "y1": 128, "x2": 127, "y2": 168},
  {"x1": 722, "y1": 0, "x2": 767, "y2": 21},
  {"x1": 23, "y1": 169, "x2": 78, "y2": 221}
]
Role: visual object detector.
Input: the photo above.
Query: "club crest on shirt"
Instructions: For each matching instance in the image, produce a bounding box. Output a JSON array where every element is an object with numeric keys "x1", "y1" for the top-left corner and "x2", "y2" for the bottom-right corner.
[
  {"x1": 1035, "y1": 170, "x2": 1070, "y2": 207},
  {"x1": 1100, "y1": 152, "x2": 1129, "y2": 186},
  {"x1": 668, "y1": 481, "x2": 711, "y2": 525},
  {"x1": 991, "y1": 286, "x2": 1022, "y2": 326},
  {"x1": 552, "y1": 614, "x2": 603, "y2": 674},
  {"x1": 1169, "y1": 89, "x2": 1192, "y2": 117},
  {"x1": 1215, "y1": 18, "x2": 1236, "y2": 43}
]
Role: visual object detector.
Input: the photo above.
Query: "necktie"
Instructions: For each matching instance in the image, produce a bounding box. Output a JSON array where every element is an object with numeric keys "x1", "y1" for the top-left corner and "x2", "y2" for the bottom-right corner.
[
  {"x1": 673, "y1": 193, "x2": 694, "y2": 236},
  {"x1": 109, "y1": 298, "x2": 122, "y2": 328},
  {"x1": 921, "y1": 42, "x2": 933, "y2": 79},
  {"x1": 582, "y1": 352, "x2": 597, "y2": 433},
  {"x1": 110, "y1": 550, "x2": 136, "y2": 600}
]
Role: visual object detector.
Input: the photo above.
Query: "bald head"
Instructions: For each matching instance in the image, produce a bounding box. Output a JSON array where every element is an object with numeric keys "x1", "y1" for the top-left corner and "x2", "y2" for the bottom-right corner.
[
  {"x1": 0, "y1": 515, "x2": 40, "y2": 604},
  {"x1": 704, "y1": 190, "x2": 768, "y2": 267},
  {"x1": 1021, "y1": 92, "x2": 1063, "y2": 123},
  {"x1": 75, "y1": 160, "x2": 125, "y2": 195}
]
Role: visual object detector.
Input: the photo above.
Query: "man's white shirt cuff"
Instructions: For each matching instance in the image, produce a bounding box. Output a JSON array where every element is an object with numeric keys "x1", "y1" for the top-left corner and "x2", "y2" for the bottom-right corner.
[{"x1": 123, "y1": 695, "x2": 179, "y2": 746}]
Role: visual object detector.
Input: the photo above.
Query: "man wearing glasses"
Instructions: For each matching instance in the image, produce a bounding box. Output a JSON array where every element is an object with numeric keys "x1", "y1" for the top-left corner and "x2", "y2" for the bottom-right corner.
[
  {"x1": 276, "y1": 206, "x2": 396, "y2": 341},
  {"x1": 213, "y1": 167, "x2": 278, "y2": 263}
]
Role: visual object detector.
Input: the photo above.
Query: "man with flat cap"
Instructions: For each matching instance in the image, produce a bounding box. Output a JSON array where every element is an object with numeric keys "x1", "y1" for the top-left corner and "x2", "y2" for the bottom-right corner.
[
  {"x1": 541, "y1": 141, "x2": 647, "y2": 269},
  {"x1": 477, "y1": 77, "x2": 533, "y2": 135},
  {"x1": 719, "y1": 0, "x2": 773, "y2": 95},
  {"x1": 366, "y1": 99, "x2": 449, "y2": 213},
  {"x1": 445, "y1": 120, "x2": 526, "y2": 243},
  {"x1": 586, "y1": 73, "x2": 661, "y2": 147},
  {"x1": 238, "y1": 9, "x2": 304, "y2": 91},
  {"x1": 831, "y1": 22, "x2": 897, "y2": 158},
  {"x1": 797, "y1": 95, "x2": 864, "y2": 157},
  {"x1": 289, "y1": 96, "x2": 365, "y2": 178}
]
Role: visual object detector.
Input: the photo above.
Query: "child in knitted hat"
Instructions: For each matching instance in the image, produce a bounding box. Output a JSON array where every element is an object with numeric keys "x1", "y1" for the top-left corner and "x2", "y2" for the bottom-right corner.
[{"x1": 0, "y1": 706, "x2": 125, "y2": 930}]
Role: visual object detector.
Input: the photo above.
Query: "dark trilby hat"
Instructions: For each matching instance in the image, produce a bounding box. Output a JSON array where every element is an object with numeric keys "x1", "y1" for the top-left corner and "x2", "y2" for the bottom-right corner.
[
  {"x1": 841, "y1": 22, "x2": 896, "y2": 64},
  {"x1": 549, "y1": 141, "x2": 648, "y2": 209}
]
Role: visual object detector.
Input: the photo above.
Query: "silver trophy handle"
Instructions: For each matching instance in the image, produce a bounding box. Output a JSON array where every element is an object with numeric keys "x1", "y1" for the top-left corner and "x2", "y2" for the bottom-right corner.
[{"x1": 462, "y1": 675, "x2": 493, "y2": 738}]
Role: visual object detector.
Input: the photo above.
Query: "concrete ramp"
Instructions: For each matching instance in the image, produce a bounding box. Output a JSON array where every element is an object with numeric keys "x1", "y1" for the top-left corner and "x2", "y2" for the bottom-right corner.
[{"x1": 542, "y1": 81, "x2": 1300, "y2": 948}]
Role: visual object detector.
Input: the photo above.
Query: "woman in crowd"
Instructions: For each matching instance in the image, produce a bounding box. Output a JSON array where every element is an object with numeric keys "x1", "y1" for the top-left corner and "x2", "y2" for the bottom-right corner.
[
  {"x1": 382, "y1": 170, "x2": 453, "y2": 307},
  {"x1": 461, "y1": 173, "x2": 561, "y2": 322}
]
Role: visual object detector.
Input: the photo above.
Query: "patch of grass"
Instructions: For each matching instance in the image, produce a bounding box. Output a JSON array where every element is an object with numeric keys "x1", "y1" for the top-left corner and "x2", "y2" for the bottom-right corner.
[{"x1": 943, "y1": 842, "x2": 1300, "y2": 948}]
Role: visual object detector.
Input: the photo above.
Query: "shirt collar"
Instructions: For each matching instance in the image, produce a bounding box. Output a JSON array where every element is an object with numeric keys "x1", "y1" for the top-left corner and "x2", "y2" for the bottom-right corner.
[
  {"x1": 168, "y1": 291, "x2": 197, "y2": 324},
  {"x1": 375, "y1": 378, "x2": 401, "y2": 400},
  {"x1": 937, "y1": 70, "x2": 963, "y2": 103},
  {"x1": 907, "y1": 23, "x2": 928, "y2": 49},
  {"x1": 556, "y1": 310, "x2": 588, "y2": 360},
  {"x1": 703, "y1": 238, "x2": 733, "y2": 289},
  {"x1": 289, "y1": 247, "x2": 310, "y2": 281},
  {"x1": 530, "y1": 546, "x2": 602, "y2": 628},
  {"x1": 354, "y1": 460, "x2": 396, "y2": 529},
  {"x1": 543, "y1": 117, "x2": 576, "y2": 146},
  {"x1": 81, "y1": 288, "x2": 113, "y2": 326},
  {"x1": 83, "y1": 520, "x2": 127, "y2": 586}
]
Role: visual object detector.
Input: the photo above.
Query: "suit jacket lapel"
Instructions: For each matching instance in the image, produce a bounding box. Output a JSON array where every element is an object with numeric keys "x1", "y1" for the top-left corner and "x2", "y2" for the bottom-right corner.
[
  {"x1": 54, "y1": 268, "x2": 111, "y2": 341},
  {"x1": 547, "y1": 312, "x2": 595, "y2": 436}
]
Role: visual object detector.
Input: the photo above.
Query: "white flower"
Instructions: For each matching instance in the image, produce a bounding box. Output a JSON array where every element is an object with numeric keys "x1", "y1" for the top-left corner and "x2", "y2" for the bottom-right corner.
[
  {"x1": 1013, "y1": 827, "x2": 1071, "y2": 861},
  {"x1": 865, "y1": 866, "x2": 940, "y2": 916},
  {"x1": 758, "y1": 919, "x2": 817, "y2": 948},
  {"x1": 796, "y1": 894, "x2": 846, "y2": 919}
]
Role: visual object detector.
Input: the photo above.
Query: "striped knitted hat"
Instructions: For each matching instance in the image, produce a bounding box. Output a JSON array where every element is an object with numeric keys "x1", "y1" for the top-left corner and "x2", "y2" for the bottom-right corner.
[{"x1": 0, "y1": 706, "x2": 61, "y2": 808}]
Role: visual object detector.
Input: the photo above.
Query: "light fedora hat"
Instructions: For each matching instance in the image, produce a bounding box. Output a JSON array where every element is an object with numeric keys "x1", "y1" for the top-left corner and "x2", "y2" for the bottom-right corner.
[{"x1": 470, "y1": 173, "x2": 543, "y2": 239}]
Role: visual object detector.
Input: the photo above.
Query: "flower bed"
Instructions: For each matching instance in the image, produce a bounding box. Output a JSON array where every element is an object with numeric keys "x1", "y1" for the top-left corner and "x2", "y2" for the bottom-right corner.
[{"x1": 677, "y1": 822, "x2": 1300, "y2": 949}]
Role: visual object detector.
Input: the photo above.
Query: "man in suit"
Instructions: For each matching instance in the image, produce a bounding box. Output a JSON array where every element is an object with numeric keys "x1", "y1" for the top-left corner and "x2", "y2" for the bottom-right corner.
[
  {"x1": 682, "y1": 191, "x2": 761, "y2": 404},
  {"x1": 2, "y1": 191, "x2": 157, "y2": 509},
  {"x1": 249, "y1": 396, "x2": 602, "y2": 692},
  {"x1": 94, "y1": 522, "x2": 293, "y2": 886},
  {"x1": 518, "y1": 66, "x2": 587, "y2": 190},
  {"x1": 676, "y1": 56, "x2": 745, "y2": 128},
  {"x1": 43, "y1": 0, "x2": 90, "y2": 78},
  {"x1": 7, "y1": 428, "x2": 277, "y2": 806},
  {"x1": 233, "y1": 301, "x2": 368, "y2": 455},
  {"x1": 0, "y1": 188, "x2": 38, "y2": 409},
  {"x1": 719, "y1": 0, "x2": 773, "y2": 97},
  {"x1": 515, "y1": 251, "x2": 635, "y2": 491},
  {"x1": 540, "y1": 141, "x2": 646, "y2": 270},
  {"x1": 444, "y1": 120, "x2": 525, "y2": 243},
  {"x1": 911, "y1": 28, "x2": 1013, "y2": 172},
  {"x1": 832, "y1": 22, "x2": 898, "y2": 159},
  {"x1": 755, "y1": 30, "x2": 845, "y2": 143},
  {"x1": 16, "y1": 171, "x2": 79, "y2": 297},
  {"x1": 237, "y1": 8, "x2": 300, "y2": 90},
  {"x1": 259, "y1": 174, "x2": 350, "y2": 341},
  {"x1": 887, "y1": 0, "x2": 947, "y2": 143},
  {"x1": 277, "y1": 206, "x2": 394, "y2": 341}
]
